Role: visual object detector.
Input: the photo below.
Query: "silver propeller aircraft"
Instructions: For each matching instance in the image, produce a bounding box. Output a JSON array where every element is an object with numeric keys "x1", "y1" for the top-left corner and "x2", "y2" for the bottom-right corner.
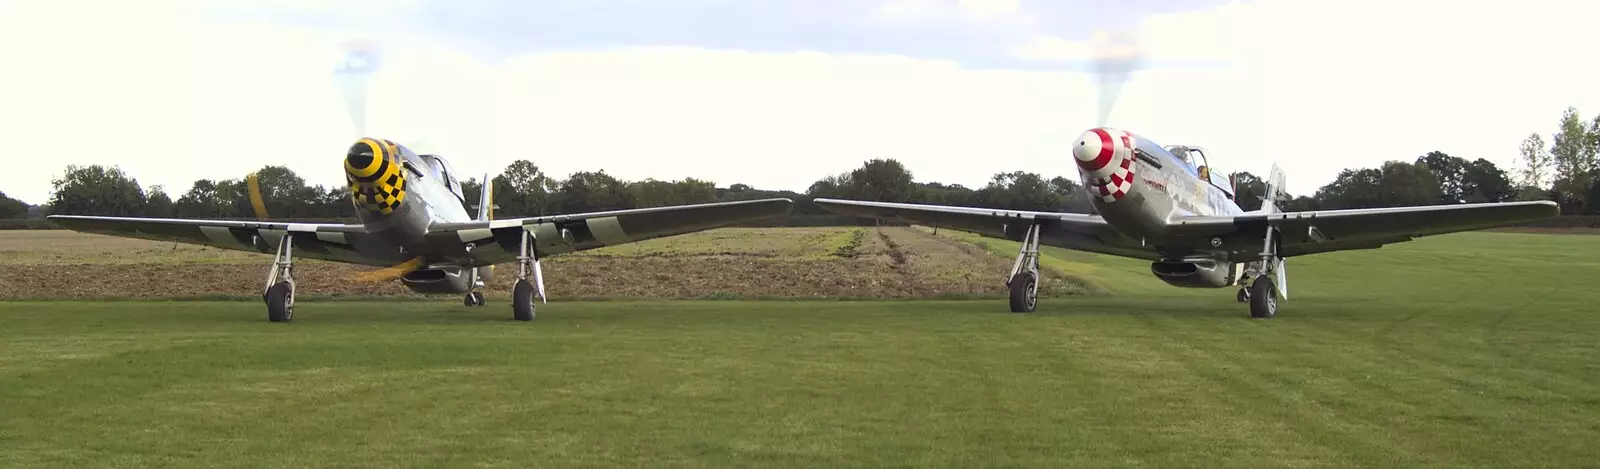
[
  {"x1": 812, "y1": 30, "x2": 1557, "y2": 318},
  {"x1": 44, "y1": 40, "x2": 792, "y2": 322},
  {"x1": 48, "y1": 138, "x2": 793, "y2": 322},
  {"x1": 814, "y1": 127, "x2": 1558, "y2": 318}
]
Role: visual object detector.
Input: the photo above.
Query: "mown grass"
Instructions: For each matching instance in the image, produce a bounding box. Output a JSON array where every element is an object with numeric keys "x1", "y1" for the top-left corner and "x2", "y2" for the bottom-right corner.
[{"x1": 2, "y1": 230, "x2": 1598, "y2": 467}]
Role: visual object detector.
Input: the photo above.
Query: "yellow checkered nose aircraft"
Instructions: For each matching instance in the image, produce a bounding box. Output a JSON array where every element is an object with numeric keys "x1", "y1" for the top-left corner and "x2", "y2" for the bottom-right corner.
[
  {"x1": 43, "y1": 40, "x2": 792, "y2": 323},
  {"x1": 47, "y1": 138, "x2": 792, "y2": 323}
]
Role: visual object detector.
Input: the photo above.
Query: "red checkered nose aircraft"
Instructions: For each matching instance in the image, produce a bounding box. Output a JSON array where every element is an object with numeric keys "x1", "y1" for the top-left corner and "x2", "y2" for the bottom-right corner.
[
  {"x1": 812, "y1": 28, "x2": 1559, "y2": 319},
  {"x1": 814, "y1": 126, "x2": 1558, "y2": 318}
]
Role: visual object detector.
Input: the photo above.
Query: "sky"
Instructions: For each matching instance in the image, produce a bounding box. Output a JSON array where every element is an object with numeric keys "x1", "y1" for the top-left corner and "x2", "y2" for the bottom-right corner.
[{"x1": 2, "y1": 0, "x2": 1598, "y2": 205}]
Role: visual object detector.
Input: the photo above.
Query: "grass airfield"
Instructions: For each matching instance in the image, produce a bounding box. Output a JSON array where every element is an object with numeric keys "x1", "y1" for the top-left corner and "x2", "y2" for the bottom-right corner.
[{"x1": 2, "y1": 228, "x2": 1599, "y2": 467}]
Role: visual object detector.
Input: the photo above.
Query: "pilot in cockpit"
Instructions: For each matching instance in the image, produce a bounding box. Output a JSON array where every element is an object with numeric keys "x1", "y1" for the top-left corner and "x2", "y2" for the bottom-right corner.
[
  {"x1": 1170, "y1": 145, "x2": 1209, "y2": 179},
  {"x1": 1169, "y1": 146, "x2": 1194, "y2": 167}
]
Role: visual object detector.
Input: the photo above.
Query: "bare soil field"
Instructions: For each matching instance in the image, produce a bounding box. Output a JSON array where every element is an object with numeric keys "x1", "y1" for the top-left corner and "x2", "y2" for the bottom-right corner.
[{"x1": 0, "y1": 228, "x2": 1090, "y2": 300}]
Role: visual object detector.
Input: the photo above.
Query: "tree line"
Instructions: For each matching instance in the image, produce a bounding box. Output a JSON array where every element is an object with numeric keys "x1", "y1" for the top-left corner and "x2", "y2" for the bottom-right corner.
[{"x1": 6, "y1": 106, "x2": 1598, "y2": 221}]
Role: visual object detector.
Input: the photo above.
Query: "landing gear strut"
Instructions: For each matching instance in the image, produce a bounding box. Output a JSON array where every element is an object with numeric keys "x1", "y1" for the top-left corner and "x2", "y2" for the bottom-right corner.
[
  {"x1": 1006, "y1": 222, "x2": 1042, "y2": 313},
  {"x1": 263, "y1": 234, "x2": 295, "y2": 322},
  {"x1": 511, "y1": 228, "x2": 538, "y2": 321},
  {"x1": 462, "y1": 243, "x2": 487, "y2": 307},
  {"x1": 1239, "y1": 226, "x2": 1283, "y2": 319}
]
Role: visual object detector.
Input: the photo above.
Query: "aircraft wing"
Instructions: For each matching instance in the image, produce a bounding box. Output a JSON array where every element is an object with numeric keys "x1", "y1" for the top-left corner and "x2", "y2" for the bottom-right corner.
[
  {"x1": 810, "y1": 198, "x2": 1160, "y2": 260},
  {"x1": 44, "y1": 215, "x2": 412, "y2": 267},
  {"x1": 1169, "y1": 201, "x2": 1561, "y2": 257},
  {"x1": 431, "y1": 198, "x2": 796, "y2": 265}
]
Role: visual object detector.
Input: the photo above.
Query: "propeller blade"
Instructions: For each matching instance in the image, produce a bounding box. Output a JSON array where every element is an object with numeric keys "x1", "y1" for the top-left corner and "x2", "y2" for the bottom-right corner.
[
  {"x1": 246, "y1": 172, "x2": 269, "y2": 219},
  {"x1": 351, "y1": 256, "x2": 424, "y2": 283},
  {"x1": 333, "y1": 40, "x2": 380, "y2": 136},
  {"x1": 1275, "y1": 259, "x2": 1288, "y2": 300},
  {"x1": 1089, "y1": 29, "x2": 1145, "y2": 127},
  {"x1": 533, "y1": 259, "x2": 547, "y2": 303}
]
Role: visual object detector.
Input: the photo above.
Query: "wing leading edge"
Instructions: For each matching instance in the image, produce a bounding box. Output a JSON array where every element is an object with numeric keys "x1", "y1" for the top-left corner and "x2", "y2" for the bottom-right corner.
[
  {"x1": 44, "y1": 215, "x2": 410, "y2": 267},
  {"x1": 432, "y1": 197, "x2": 796, "y2": 266},
  {"x1": 47, "y1": 198, "x2": 795, "y2": 268},
  {"x1": 810, "y1": 198, "x2": 1159, "y2": 260},
  {"x1": 1170, "y1": 200, "x2": 1561, "y2": 257}
]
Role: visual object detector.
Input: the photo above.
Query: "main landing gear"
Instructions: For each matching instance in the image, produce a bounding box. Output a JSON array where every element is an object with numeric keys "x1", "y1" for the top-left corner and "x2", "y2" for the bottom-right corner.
[
  {"x1": 1006, "y1": 223, "x2": 1042, "y2": 313},
  {"x1": 263, "y1": 234, "x2": 296, "y2": 322},
  {"x1": 510, "y1": 227, "x2": 540, "y2": 322},
  {"x1": 1235, "y1": 227, "x2": 1284, "y2": 319}
]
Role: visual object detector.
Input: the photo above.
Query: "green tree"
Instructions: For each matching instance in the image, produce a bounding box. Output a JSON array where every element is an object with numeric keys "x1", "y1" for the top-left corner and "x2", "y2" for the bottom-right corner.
[
  {"x1": 1517, "y1": 132, "x2": 1553, "y2": 189},
  {"x1": 629, "y1": 178, "x2": 696, "y2": 208},
  {"x1": 914, "y1": 182, "x2": 979, "y2": 207},
  {"x1": 494, "y1": 160, "x2": 557, "y2": 216},
  {"x1": 312, "y1": 185, "x2": 351, "y2": 219},
  {"x1": 0, "y1": 191, "x2": 26, "y2": 219},
  {"x1": 229, "y1": 166, "x2": 319, "y2": 218},
  {"x1": 1461, "y1": 159, "x2": 1515, "y2": 203},
  {"x1": 175, "y1": 179, "x2": 241, "y2": 218},
  {"x1": 805, "y1": 173, "x2": 853, "y2": 199},
  {"x1": 1314, "y1": 168, "x2": 1383, "y2": 209},
  {"x1": 145, "y1": 185, "x2": 175, "y2": 218},
  {"x1": 1280, "y1": 196, "x2": 1320, "y2": 212},
  {"x1": 557, "y1": 170, "x2": 632, "y2": 212},
  {"x1": 1230, "y1": 172, "x2": 1267, "y2": 211},
  {"x1": 675, "y1": 178, "x2": 718, "y2": 205},
  {"x1": 1047, "y1": 176, "x2": 1094, "y2": 213},
  {"x1": 1416, "y1": 151, "x2": 1469, "y2": 203},
  {"x1": 1550, "y1": 107, "x2": 1598, "y2": 214},
  {"x1": 46, "y1": 164, "x2": 147, "y2": 216},
  {"x1": 1377, "y1": 160, "x2": 1443, "y2": 208},
  {"x1": 844, "y1": 159, "x2": 915, "y2": 202},
  {"x1": 460, "y1": 177, "x2": 483, "y2": 214},
  {"x1": 977, "y1": 171, "x2": 1059, "y2": 212}
]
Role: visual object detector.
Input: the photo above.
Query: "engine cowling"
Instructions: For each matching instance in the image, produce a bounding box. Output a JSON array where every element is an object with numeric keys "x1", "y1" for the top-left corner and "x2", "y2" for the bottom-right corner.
[
  {"x1": 1150, "y1": 259, "x2": 1239, "y2": 288},
  {"x1": 400, "y1": 268, "x2": 472, "y2": 294}
]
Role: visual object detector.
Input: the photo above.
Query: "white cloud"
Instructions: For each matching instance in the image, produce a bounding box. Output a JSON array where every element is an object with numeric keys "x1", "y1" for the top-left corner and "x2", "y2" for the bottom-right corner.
[
  {"x1": 1, "y1": 0, "x2": 1597, "y2": 206},
  {"x1": 957, "y1": 0, "x2": 1022, "y2": 17}
]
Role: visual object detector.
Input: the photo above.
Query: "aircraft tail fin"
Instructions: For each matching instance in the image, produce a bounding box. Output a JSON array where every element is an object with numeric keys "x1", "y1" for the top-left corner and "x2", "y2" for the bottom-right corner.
[
  {"x1": 1262, "y1": 163, "x2": 1288, "y2": 215},
  {"x1": 475, "y1": 173, "x2": 494, "y2": 222}
]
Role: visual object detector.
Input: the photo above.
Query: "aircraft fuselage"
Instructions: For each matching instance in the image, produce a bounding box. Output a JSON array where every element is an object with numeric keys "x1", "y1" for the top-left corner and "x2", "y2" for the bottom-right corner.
[{"x1": 1070, "y1": 127, "x2": 1258, "y2": 288}]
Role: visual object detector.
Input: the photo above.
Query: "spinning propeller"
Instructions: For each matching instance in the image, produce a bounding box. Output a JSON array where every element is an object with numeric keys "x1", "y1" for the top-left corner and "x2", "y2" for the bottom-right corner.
[
  {"x1": 1089, "y1": 29, "x2": 1145, "y2": 128},
  {"x1": 333, "y1": 39, "x2": 426, "y2": 283},
  {"x1": 1085, "y1": 29, "x2": 1287, "y2": 300}
]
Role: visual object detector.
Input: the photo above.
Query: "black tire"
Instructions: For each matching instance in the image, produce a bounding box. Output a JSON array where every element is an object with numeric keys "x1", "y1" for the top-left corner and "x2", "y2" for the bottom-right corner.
[
  {"x1": 464, "y1": 291, "x2": 484, "y2": 307},
  {"x1": 1237, "y1": 288, "x2": 1250, "y2": 303},
  {"x1": 266, "y1": 281, "x2": 293, "y2": 323},
  {"x1": 1249, "y1": 276, "x2": 1277, "y2": 319},
  {"x1": 1008, "y1": 272, "x2": 1037, "y2": 313},
  {"x1": 512, "y1": 279, "x2": 535, "y2": 321}
]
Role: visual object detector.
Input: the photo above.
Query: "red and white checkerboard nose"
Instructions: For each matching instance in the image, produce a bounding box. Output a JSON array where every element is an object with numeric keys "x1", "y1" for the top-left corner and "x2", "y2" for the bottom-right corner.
[{"x1": 1072, "y1": 127, "x2": 1138, "y2": 203}]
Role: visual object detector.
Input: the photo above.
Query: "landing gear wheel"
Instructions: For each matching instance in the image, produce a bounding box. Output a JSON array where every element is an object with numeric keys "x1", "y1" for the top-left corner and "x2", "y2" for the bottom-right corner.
[
  {"x1": 464, "y1": 291, "x2": 485, "y2": 307},
  {"x1": 266, "y1": 281, "x2": 294, "y2": 323},
  {"x1": 511, "y1": 279, "x2": 536, "y2": 321},
  {"x1": 1237, "y1": 288, "x2": 1250, "y2": 303},
  {"x1": 1008, "y1": 272, "x2": 1037, "y2": 313},
  {"x1": 1249, "y1": 276, "x2": 1277, "y2": 319}
]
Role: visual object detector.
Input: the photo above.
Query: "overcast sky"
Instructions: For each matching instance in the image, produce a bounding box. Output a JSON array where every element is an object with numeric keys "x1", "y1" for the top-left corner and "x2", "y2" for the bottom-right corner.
[{"x1": 2, "y1": 0, "x2": 1597, "y2": 204}]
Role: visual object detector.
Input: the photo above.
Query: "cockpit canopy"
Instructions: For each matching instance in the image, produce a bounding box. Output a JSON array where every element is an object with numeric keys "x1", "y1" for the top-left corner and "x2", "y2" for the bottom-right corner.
[
  {"x1": 420, "y1": 154, "x2": 465, "y2": 202},
  {"x1": 1165, "y1": 145, "x2": 1235, "y2": 199}
]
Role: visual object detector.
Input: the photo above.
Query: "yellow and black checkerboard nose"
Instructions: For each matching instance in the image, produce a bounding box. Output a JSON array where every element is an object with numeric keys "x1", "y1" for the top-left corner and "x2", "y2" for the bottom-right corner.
[{"x1": 344, "y1": 138, "x2": 407, "y2": 215}]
